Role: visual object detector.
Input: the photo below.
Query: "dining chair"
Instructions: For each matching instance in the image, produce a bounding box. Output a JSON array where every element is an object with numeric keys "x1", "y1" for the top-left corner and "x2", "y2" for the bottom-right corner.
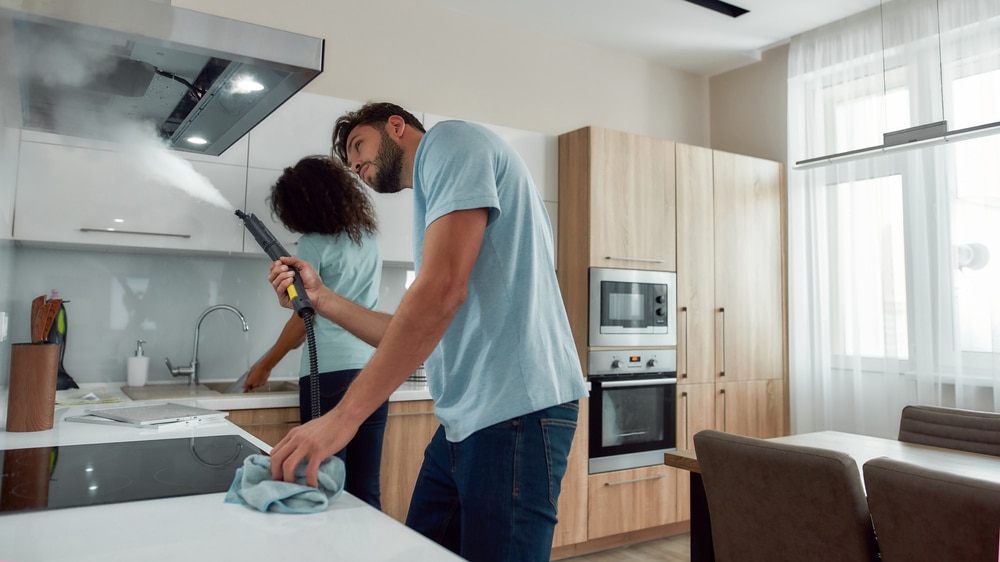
[
  {"x1": 897, "y1": 404, "x2": 1000, "y2": 456},
  {"x1": 863, "y1": 456, "x2": 1000, "y2": 562},
  {"x1": 692, "y1": 429, "x2": 880, "y2": 562}
]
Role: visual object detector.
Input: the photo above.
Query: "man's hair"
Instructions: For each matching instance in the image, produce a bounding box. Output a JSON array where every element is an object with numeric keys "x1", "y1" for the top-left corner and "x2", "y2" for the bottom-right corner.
[
  {"x1": 332, "y1": 102, "x2": 426, "y2": 165},
  {"x1": 268, "y1": 155, "x2": 377, "y2": 243}
]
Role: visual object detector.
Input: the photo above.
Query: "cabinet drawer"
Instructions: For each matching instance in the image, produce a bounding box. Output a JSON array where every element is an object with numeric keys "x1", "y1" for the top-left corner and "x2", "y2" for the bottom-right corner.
[{"x1": 587, "y1": 465, "x2": 678, "y2": 539}]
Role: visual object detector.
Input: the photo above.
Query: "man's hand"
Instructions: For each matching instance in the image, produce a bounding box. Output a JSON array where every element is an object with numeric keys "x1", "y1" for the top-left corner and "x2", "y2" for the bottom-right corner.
[
  {"x1": 269, "y1": 410, "x2": 358, "y2": 488},
  {"x1": 268, "y1": 256, "x2": 324, "y2": 310}
]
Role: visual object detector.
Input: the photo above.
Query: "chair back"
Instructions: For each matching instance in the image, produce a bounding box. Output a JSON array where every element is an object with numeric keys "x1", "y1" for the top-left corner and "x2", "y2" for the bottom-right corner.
[
  {"x1": 693, "y1": 429, "x2": 879, "y2": 562},
  {"x1": 864, "y1": 456, "x2": 1000, "y2": 562},
  {"x1": 897, "y1": 404, "x2": 1000, "y2": 456}
]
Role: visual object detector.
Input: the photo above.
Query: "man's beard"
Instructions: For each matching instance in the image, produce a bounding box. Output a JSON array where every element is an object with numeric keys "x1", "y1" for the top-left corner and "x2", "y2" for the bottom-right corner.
[{"x1": 371, "y1": 130, "x2": 406, "y2": 194}]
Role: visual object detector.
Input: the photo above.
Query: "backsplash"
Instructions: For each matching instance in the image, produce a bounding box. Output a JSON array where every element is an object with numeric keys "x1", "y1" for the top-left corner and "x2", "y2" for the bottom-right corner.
[{"x1": 0, "y1": 246, "x2": 411, "y2": 387}]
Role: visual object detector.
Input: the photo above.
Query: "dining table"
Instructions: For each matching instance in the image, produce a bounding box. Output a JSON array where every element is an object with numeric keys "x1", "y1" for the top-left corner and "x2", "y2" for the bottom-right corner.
[{"x1": 663, "y1": 430, "x2": 1000, "y2": 562}]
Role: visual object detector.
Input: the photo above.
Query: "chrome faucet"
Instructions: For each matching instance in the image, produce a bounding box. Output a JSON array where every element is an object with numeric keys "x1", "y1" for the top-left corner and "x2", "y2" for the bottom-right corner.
[{"x1": 166, "y1": 305, "x2": 249, "y2": 386}]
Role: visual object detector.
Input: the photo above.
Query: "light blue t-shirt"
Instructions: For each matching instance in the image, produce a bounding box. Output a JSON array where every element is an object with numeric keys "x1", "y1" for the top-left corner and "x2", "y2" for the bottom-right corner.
[
  {"x1": 296, "y1": 231, "x2": 380, "y2": 375},
  {"x1": 412, "y1": 120, "x2": 588, "y2": 442}
]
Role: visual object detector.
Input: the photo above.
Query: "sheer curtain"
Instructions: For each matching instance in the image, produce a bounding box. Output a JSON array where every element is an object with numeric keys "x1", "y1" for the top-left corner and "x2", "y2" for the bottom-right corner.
[{"x1": 787, "y1": 0, "x2": 1000, "y2": 438}]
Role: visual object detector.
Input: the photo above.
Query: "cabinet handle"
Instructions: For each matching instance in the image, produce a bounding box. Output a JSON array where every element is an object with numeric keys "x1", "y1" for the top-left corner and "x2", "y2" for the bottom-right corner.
[
  {"x1": 720, "y1": 388, "x2": 727, "y2": 432},
  {"x1": 681, "y1": 306, "x2": 689, "y2": 379},
  {"x1": 718, "y1": 307, "x2": 726, "y2": 377},
  {"x1": 681, "y1": 391, "x2": 689, "y2": 449},
  {"x1": 80, "y1": 228, "x2": 191, "y2": 239},
  {"x1": 388, "y1": 411, "x2": 432, "y2": 418},
  {"x1": 604, "y1": 256, "x2": 664, "y2": 263},
  {"x1": 603, "y1": 474, "x2": 665, "y2": 486}
]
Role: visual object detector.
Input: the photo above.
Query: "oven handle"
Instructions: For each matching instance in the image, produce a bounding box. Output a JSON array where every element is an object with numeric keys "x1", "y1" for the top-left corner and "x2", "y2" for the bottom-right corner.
[{"x1": 597, "y1": 377, "x2": 677, "y2": 388}]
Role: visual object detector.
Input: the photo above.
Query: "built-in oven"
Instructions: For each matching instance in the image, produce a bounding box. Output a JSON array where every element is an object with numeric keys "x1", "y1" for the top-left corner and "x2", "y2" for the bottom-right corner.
[
  {"x1": 589, "y1": 268, "x2": 677, "y2": 348},
  {"x1": 588, "y1": 348, "x2": 677, "y2": 474}
]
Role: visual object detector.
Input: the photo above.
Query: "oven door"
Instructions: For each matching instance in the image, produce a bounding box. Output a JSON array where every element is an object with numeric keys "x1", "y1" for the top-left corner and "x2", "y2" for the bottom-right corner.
[{"x1": 588, "y1": 375, "x2": 677, "y2": 473}]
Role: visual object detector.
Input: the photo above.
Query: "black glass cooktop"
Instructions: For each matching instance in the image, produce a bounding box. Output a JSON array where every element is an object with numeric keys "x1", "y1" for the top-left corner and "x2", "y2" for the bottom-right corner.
[{"x1": 0, "y1": 435, "x2": 264, "y2": 515}]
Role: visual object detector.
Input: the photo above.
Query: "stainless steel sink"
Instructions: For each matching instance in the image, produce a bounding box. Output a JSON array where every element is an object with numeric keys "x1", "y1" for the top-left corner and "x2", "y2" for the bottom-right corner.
[
  {"x1": 202, "y1": 380, "x2": 299, "y2": 394},
  {"x1": 122, "y1": 380, "x2": 298, "y2": 401}
]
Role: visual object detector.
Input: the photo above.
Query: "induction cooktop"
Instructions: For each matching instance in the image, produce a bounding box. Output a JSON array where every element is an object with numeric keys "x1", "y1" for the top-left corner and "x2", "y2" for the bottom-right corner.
[{"x1": 0, "y1": 435, "x2": 264, "y2": 515}]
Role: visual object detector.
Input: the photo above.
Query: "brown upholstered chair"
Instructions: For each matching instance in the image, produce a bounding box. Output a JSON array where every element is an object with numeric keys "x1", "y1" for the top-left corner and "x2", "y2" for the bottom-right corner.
[
  {"x1": 864, "y1": 456, "x2": 1000, "y2": 562},
  {"x1": 897, "y1": 404, "x2": 1000, "y2": 456},
  {"x1": 693, "y1": 429, "x2": 879, "y2": 562}
]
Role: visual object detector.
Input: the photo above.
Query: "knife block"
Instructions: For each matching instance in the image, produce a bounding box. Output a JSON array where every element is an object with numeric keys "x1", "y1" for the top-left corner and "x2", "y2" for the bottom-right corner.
[{"x1": 6, "y1": 343, "x2": 59, "y2": 432}]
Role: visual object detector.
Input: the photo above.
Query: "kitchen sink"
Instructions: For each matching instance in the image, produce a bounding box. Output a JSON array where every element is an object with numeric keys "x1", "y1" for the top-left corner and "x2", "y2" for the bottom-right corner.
[
  {"x1": 122, "y1": 380, "x2": 298, "y2": 401},
  {"x1": 202, "y1": 380, "x2": 299, "y2": 394}
]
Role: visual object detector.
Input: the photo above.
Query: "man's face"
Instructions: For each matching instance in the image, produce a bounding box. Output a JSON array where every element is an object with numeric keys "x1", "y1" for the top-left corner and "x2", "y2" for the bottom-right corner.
[{"x1": 346, "y1": 124, "x2": 405, "y2": 194}]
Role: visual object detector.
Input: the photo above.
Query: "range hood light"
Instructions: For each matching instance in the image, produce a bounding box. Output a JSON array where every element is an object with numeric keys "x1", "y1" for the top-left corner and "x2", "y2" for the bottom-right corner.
[
  {"x1": 185, "y1": 136, "x2": 209, "y2": 145},
  {"x1": 231, "y1": 76, "x2": 265, "y2": 94}
]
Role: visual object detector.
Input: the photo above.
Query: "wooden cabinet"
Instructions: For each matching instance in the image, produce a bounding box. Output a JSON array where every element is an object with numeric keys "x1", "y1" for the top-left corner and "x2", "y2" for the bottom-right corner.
[
  {"x1": 558, "y1": 127, "x2": 677, "y2": 368},
  {"x1": 552, "y1": 398, "x2": 589, "y2": 548},
  {"x1": 13, "y1": 135, "x2": 246, "y2": 252},
  {"x1": 675, "y1": 143, "x2": 786, "y2": 439},
  {"x1": 379, "y1": 399, "x2": 439, "y2": 523},
  {"x1": 226, "y1": 407, "x2": 300, "y2": 447},
  {"x1": 587, "y1": 464, "x2": 679, "y2": 539},
  {"x1": 559, "y1": 127, "x2": 676, "y2": 273}
]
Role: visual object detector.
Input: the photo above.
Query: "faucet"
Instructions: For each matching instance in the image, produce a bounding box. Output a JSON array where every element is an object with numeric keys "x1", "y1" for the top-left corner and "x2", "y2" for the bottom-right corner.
[{"x1": 166, "y1": 305, "x2": 249, "y2": 386}]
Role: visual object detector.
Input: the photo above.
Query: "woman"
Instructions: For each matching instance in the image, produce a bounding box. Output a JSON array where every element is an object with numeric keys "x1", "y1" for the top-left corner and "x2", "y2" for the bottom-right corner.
[{"x1": 246, "y1": 154, "x2": 386, "y2": 509}]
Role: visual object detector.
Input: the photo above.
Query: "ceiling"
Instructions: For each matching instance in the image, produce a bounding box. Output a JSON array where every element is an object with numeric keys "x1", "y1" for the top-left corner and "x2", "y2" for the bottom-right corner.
[{"x1": 422, "y1": 0, "x2": 884, "y2": 76}]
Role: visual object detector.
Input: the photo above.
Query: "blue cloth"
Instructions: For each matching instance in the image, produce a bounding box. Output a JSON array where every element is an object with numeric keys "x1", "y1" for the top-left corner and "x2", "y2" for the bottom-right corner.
[
  {"x1": 224, "y1": 454, "x2": 345, "y2": 514},
  {"x1": 406, "y1": 401, "x2": 580, "y2": 561},
  {"x1": 411, "y1": 120, "x2": 588, "y2": 442}
]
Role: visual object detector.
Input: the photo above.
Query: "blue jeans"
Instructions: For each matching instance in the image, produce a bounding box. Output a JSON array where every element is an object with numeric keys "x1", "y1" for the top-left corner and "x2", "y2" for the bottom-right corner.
[
  {"x1": 299, "y1": 369, "x2": 389, "y2": 510},
  {"x1": 405, "y1": 401, "x2": 579, "y2": 562}
]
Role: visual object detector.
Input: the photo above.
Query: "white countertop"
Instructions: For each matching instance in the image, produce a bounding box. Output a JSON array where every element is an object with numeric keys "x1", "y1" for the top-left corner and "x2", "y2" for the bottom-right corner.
[{"x1": 0, "y1": 388, "x2": 459, "y2": 562}]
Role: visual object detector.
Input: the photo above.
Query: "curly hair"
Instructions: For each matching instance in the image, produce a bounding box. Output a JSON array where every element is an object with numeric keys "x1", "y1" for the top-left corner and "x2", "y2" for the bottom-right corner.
[
  {"x1": 332, "y1": 102, "x2": 426, "y2": 165},
  {"x1": 268, "y1": 155, "x2": 377, "y2": 244}
]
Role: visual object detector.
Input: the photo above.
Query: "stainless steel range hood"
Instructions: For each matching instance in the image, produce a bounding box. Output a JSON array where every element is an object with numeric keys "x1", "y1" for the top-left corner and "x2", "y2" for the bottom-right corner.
[{"x1": 0, "y1": 0, "x2": 323, "y2": 156}]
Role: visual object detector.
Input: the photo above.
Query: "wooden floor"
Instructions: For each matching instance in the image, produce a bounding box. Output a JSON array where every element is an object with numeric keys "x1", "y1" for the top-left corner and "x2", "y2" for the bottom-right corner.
[{"x1": 561, "y1": 533, "x2": 691, "y2": 561}]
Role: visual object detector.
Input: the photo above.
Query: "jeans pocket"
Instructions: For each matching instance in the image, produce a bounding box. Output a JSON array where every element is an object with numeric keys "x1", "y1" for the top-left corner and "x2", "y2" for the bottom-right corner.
[{"x1": 540, "y1": 416, "x2": 577, "y2": 512}]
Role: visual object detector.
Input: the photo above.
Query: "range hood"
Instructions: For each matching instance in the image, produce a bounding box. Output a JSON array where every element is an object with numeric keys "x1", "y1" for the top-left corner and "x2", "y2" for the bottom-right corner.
[{"x1": 0, "y1": 0, "x2": 323, "y2": 156}]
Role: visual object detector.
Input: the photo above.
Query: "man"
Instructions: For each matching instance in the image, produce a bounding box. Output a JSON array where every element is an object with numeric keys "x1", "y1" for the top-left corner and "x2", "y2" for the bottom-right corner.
[{"x1": 267, "y1": 102, "x2": 587, "y2": 561}]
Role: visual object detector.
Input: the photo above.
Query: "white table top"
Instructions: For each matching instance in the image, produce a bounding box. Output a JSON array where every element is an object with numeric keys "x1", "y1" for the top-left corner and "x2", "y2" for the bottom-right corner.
[{"x1": 1, "y1": 389, "x2": 459, "y2": 562}]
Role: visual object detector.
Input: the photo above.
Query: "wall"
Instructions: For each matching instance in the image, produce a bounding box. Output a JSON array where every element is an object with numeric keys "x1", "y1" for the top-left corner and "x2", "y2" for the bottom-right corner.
[
  {"x1": 2, "y1": 247, "x2": 411, "y2": 387},
  {"x1": 710, "y1": 44, "x2": 790, "y2": 163},
  {"x1": 173, "y1": 0, "x2": 711, "y2": 145}
]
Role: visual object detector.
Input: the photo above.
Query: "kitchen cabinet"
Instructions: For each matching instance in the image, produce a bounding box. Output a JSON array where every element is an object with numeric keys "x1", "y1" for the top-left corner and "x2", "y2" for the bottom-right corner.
[
  {"x1": 557, "y1": 127, "x2": 677, "y2": 369},
  {"x1": 379, "y1": 399, "x2": 439, "y2": 523},
  {"x1": 675, "y1": 143, "x2": 786, "y2": 440},
  {"x1": 558, "y1": 126, "x2": 676, "y2": 273},
  {"x1": 226, "y1": 406, "x2": 300, "y2": 447},
  {"x1": 551, "y1": 398, "x2": 589, "y2": 548},
  {"x1": 13, "y1": 132, "x2": 247, "y2": 252},
  {"x1": 586, "y1": 464, "x2": 679, "y2": 539}
]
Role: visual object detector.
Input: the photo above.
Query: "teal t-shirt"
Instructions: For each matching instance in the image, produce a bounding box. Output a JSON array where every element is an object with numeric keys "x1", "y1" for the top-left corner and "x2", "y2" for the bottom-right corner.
[
  {"x1": 412, "y1": 120, "x2": 587, "y2": 442},
  {"x1": 295, "y1": 231, "x2": 380, "y2": 375}
]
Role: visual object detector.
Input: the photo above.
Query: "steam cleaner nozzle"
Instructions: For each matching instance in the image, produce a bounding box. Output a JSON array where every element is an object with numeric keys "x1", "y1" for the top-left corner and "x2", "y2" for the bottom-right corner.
[{"x1": 235, "y1": 209, "x2": 314, "y2": 317}]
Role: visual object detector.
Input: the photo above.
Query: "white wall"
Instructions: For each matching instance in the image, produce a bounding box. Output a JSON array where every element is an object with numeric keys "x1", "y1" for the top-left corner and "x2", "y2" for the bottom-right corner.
[
  {"x1": 173, "y1": 0, "x2": 711, "y2": 145},
  {"x1": 710, "y1": 44, "x2": 790, "y2": 163}
]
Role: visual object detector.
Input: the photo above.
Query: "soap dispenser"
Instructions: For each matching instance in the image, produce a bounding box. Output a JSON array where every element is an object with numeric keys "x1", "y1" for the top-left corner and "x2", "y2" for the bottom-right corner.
[{"x1": 127, "y1": 339, "x2": 149, "y2": 387}]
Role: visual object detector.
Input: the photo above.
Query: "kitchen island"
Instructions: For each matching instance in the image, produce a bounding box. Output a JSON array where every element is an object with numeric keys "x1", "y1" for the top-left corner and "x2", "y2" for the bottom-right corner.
[{"x1": 0, "y1": 386, "x2": 458, "y2": 562}]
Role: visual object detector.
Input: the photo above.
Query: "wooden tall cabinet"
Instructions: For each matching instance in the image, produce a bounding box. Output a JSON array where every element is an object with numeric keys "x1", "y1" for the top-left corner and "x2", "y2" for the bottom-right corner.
[
  {"x1": 675, "y1": 143, "x2": 786, "y2": 442},
  {"x1": 558, "y1": 126, "x2": 676, "y2": 368}
]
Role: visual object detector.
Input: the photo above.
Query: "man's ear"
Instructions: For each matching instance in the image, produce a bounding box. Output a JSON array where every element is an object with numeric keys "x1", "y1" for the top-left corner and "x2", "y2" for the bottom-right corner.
[{"x1": 386, "y1": 115, "x2": 406, "y2": 139}]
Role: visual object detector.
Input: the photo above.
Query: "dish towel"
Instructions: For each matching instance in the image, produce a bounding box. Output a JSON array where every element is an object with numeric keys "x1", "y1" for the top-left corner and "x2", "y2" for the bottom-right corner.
[{"x1": 225, "y1": 453, "x2": 345, "y2": 514}]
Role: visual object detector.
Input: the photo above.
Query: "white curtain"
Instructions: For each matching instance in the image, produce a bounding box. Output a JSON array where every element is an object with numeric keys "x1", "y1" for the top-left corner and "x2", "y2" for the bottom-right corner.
[{"x1": 787, "y1": 0, "x2": 1000, "y2": 438}]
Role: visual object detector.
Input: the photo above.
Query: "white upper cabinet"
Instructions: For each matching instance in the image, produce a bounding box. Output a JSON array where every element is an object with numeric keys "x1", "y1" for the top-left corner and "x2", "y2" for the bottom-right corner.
[
  {"x1": 13, "y1": 133, "x2": 245, "y2": 253},
  {"x1": 247, "y1": 93, "x2": 415, "y2": 265}
]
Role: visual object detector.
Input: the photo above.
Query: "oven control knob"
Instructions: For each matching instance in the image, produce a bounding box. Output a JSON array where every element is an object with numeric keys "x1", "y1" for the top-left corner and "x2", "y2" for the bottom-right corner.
[
  {"x1": 656, "y1": 295, "x2": 665, "y2": 303},
  {"x1": 611, "y1": 359, "x2": 622, "y2": 369},
  {"x1": 655, "y1": 308, "x2": 665, "y2": 316},
  {"x1": 647, "y1": 358, "x2": 658, "y2": 368}
]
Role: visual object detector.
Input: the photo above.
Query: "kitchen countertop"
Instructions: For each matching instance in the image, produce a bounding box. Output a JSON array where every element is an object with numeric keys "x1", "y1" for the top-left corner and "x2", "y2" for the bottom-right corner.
[{"x1": 0, "y1": 389, "x2": 459, "y2": 562}]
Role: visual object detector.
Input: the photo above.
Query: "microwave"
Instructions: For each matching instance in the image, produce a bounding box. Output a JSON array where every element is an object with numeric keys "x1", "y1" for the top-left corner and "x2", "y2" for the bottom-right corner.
[{"x1": 588, "y1": 267, "x2": 677, "y2": 347}]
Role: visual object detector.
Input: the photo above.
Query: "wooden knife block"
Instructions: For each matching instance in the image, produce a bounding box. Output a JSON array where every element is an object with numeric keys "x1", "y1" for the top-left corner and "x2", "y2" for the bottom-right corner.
[{"x1": 6, "y1": 343, "x2": 59, "y2": 432}]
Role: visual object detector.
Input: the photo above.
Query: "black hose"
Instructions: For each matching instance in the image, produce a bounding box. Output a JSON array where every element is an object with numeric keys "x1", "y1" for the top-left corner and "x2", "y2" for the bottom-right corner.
[{"x1": 302, "y1": 310, "x2": 321, "y2": 421}]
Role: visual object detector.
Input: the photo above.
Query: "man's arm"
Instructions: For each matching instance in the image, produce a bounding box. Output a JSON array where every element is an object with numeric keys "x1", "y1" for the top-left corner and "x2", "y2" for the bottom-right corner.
[{"x1": 269, "y1": 207, "x2": 489, "y2": 486}]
